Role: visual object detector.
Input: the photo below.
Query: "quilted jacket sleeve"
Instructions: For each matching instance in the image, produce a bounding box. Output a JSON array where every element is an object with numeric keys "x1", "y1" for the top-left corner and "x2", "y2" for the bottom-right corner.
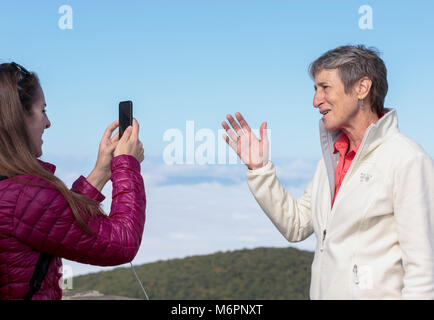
[{"x1": 12, "y1": 155, "x2": 146, "y2": 266}]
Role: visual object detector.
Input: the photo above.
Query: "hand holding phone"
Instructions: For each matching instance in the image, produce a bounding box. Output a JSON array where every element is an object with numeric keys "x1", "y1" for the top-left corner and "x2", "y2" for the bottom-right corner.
[{"x1": 115, "y1": 101, "x2": 144, "y2": 163}]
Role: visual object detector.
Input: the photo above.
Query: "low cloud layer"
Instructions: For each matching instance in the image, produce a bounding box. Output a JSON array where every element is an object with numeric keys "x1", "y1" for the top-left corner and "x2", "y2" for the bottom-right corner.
[{"x1": 44, "y1": 153, "x2": 318, "y2": 276}]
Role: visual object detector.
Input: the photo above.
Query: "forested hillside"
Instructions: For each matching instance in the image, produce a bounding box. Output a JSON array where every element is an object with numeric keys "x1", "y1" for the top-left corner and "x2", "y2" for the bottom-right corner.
[{"x1": 72, "y1": 246, "x2": 313, "y2": 299}]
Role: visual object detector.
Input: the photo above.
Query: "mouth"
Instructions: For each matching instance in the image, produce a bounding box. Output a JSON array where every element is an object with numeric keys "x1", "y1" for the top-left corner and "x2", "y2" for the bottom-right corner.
[{"x1": 321, "y1": 110, "x2": 331, "y2": 119}]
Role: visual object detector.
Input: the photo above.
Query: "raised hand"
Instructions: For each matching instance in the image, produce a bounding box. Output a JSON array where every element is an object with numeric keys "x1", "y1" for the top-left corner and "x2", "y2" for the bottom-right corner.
[
  {"x1": 87, "y1": 120, "x2": 121, "y2": 191},
  {"x1": 222, "y1": 112, "x2": 269, "y2": 170},
  {"x1": 114, "y1": 118, "x2": 144, "y2": 164},
  {"x1": 94, "y1": 120, "x2": 121, "y2": 177}
]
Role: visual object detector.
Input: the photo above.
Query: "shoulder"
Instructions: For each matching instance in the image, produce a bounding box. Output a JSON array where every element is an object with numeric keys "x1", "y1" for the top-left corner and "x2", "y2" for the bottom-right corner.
[
  {"x1": 0, "y1": 175, "x2": 65, "y2": 236},
  {"x1": 381, "y1": 132, "x2": 432, "y2": 165},
  {"x1": 1, "y1": 174, "x2": 64, "y2": 210},
  {"x1": 0, "y1": 158, "x2": 59, "y2": 203},
  {"x1": 374, "y1": 134, "x2": 434, "y2": 188}
]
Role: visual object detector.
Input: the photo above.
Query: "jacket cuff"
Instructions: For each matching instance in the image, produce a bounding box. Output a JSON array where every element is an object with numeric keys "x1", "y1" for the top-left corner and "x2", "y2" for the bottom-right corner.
[
  {"x1": 111, "y1": 154, "x2": 141, "y2": 174},
  {"x1": 72, "y1": 176, "x2": 106, "y2": 203},
  {"x1": 246, "y1": 161, "x2": 274, "y2": 177}
]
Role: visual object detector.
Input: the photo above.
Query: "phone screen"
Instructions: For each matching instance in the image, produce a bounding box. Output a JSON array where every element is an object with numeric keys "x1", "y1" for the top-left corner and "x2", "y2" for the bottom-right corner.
[{"x1": 119, "y1": 101, "x2": 133, "y2": 138}]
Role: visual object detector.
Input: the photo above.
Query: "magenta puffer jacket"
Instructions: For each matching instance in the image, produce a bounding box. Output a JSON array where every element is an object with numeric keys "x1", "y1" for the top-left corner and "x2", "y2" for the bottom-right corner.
[{"x1": 0, "y1": 154, "x2": 146, "y2": 300}]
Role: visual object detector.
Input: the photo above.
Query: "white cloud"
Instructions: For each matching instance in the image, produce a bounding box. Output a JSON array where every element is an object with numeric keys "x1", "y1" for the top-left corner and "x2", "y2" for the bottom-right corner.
[
  {"x1": 168, "y1": 232, "x2": 200, "y2": 241},
  {"x1": 232, "y1": 212, "x2": 251, "y2": 221},
  {"x1": 234, "y1": 235, "x2": 261, "y2": 243}
]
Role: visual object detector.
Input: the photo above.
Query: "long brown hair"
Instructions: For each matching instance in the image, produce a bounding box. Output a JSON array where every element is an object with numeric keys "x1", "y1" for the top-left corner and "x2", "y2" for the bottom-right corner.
[{"x1": 0, "y1": 62, "x2": 104, "y2": 233}]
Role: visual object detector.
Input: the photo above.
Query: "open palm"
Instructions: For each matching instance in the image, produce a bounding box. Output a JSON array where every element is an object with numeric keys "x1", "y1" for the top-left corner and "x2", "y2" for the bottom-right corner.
[{"x1": 222, "y1": 112, "x2": 269, "y2": 170}]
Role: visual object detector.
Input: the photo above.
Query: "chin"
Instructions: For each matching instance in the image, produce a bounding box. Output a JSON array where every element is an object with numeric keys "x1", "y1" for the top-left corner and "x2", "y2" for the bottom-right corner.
[
  {"x1": 35, "y1": 149, "x2": 43, "y2": 158},
  {"x1": 322, "y1": 117, "x2": 342, "y2": 132},
  {"x1": 323, "y1": 120, "x2": 337, "y2": 132}
]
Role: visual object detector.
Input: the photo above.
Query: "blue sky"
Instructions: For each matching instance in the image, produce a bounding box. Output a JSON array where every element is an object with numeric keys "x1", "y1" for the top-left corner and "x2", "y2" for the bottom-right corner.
[{"x1": 1, "y1": 0, "x2": 434, "y2": 276}]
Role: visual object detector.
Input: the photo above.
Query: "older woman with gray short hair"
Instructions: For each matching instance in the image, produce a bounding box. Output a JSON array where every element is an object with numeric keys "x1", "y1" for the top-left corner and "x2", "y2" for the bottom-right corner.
[{"x1": 222, "y1": 45, "x2": 434, "y2": 299}]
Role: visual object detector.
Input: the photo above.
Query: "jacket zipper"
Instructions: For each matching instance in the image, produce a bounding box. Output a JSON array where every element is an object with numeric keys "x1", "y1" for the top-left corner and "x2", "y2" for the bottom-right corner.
[
  {"x1": 353, "y1": 264, "x2": 359, "y2": 285},
  {"x1": 320, "y1": 128, "x2": 371, "y2": 254},
  {"x1": 320, "y1": 229, "x2": 327, "y2": 252}
]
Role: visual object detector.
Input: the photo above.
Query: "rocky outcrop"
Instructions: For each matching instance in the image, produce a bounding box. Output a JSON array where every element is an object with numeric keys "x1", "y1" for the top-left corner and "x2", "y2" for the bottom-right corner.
[{"x1": 62, "y1": 289, "x2": 139, "y2": 300}]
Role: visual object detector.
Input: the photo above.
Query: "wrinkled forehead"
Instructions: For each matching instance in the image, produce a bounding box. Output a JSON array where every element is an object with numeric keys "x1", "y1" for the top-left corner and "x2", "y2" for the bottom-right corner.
[{"x1": 313, "y1": 68, "x2": 342, "y2": 84}]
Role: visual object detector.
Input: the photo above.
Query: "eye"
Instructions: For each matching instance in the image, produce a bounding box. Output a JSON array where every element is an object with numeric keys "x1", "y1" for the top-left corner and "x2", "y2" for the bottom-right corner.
[{"x1": 43, "y1": 109, "x2": 47, "y2": 114}]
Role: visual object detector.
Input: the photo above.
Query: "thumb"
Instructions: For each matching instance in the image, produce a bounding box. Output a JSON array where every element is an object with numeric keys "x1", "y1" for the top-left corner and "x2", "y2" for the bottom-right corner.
[
  {"x1": 110, "y1": 139, "x2": 120, "y2": 151},
  {"x1": 121, "y1": 126, "x2": 133, "y2": 141},
  {"x1": 260, "y1": 122, "x2": 268, "y2": 142}
]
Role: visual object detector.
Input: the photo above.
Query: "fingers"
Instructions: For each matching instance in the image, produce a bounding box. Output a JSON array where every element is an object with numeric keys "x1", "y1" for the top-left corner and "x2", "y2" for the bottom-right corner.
[
  {"x1": 112, "y1": 118, "x2": 143, "y2": 161},
  {"x1": 120, "y1": 118, "x2": 139, "y2": 142},
  {"x1": 235, "y1": 112, "x2": 251, "y2": 133},
  {"x1": 260, "y1": 122, "x2": 268, "y2": 142},
  {"x1": 120, "y1": 125, "x2": 133, "y2": 141},
  {"x1": 103, "y1": 120, "x2": 119, "y2": 140},
  {"x1": 222, "y1": 133, "x2": 237, "y2": 152},
  {"x1": 131, "y1": 118, "x2": 139, "y2": 140},
  {"x1": 139, "y1": 148, "x2": 145, "y2": 163},
  {"x1": 111, "y1": 131, "x2": 120, "y2": 143},
  {"x1": 223, "y1": 113, "x2": 265, "y2": 141},
  {"x1": 226, "y1": 114, "x2": 244, "y2": 136},
  {"x1": 221, "y1": 121, "x2": 238, "y2": 142}
]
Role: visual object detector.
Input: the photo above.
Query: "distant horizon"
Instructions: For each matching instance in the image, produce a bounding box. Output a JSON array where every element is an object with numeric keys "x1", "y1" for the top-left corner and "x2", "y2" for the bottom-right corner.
[{"x1": 71, "y1": 244, "x2": 316, "y2": 278}]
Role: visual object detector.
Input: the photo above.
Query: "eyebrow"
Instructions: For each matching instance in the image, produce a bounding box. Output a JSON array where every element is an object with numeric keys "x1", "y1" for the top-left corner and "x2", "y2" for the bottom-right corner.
[{"x1": 314, "y1": 82, "x2": 329, "y2": 90}]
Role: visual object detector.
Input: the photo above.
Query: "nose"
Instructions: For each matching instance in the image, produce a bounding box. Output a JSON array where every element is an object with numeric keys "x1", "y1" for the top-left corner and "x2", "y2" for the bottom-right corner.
[
  {"x1": 45, "y1": 118, "x2": 51, "y2": 129},
  {"x1": 313, "y1": 90, "x2": 324, "y2": 109}
]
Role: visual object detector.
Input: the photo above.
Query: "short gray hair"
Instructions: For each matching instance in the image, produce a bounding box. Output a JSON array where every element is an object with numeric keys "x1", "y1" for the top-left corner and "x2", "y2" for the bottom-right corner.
[{"x1": 309, "y1": 45, "x2": 388, "y2": 116}]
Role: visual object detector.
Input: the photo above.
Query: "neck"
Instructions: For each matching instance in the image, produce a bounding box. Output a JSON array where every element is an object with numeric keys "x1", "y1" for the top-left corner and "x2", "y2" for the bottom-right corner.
[{"x1": 341, "y1": 109, "x2": 379, "y2": 151}]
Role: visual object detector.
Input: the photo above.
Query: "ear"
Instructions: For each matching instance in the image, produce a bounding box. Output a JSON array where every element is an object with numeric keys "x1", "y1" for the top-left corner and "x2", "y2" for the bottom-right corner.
[{"x1": 355, "y1": 76, "x2": 372, "y2": 100}]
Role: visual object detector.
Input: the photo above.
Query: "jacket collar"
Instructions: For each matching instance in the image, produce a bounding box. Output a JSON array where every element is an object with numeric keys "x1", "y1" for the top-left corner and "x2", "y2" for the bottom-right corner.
[
  {"x1": 37, "y1": 159, "x2": 56, "y2": 174},
  {"x1": 357, "y1": 108, "x2": 399, "y2": 160},
  {"x1": 318, "y1": 108, "x2": 399, "y2": 202},
  {"x1": 319, "y1": 108, "x2": 398, "y2": 160}
]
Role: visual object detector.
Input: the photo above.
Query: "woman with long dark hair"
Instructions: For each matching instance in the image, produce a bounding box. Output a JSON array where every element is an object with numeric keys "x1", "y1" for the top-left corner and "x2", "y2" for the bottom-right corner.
[{"x1": 0, "y1": 62, "x2": 146, "y2": 299}]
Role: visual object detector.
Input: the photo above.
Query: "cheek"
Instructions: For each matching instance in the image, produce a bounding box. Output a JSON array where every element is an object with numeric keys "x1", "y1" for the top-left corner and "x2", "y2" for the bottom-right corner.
[
  {"x1": 324, "y1": 91, "x2": 336, "y2": 105},
  {"x1": 26, "y1": 118, "x2": 43, "y2": 137},
  {"x1": 24, "y1": 118, "x2": 35, "y2": 136}
]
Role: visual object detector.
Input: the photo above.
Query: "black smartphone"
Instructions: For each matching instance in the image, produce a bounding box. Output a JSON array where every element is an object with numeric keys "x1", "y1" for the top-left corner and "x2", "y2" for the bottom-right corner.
[{"x1": 119, "y1": 100, "x2": 133, "y2": 139}]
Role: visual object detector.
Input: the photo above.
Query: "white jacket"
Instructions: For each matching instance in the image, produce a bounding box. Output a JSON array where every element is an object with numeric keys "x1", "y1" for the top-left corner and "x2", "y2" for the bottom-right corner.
[{"x1": 246, "y1": 109, "x2": 434, "y2": 299}]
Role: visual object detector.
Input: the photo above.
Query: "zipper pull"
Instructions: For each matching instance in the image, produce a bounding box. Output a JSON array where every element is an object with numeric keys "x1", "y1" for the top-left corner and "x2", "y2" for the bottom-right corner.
[
  {"x1": 320, "y1": 229, "x2": 327, "y2": 252},
  {"x1": 353, "y1": 264, "x2": 359, "y2": 285}
]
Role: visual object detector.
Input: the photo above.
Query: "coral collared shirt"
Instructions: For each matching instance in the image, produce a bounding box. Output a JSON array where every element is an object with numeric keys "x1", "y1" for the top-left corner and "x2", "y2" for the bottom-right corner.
[
  {"x1": 332, "y1": 112, "x2": 385, "y2": 207},
  {"x1": 332, "y1": 133, "x2": 360, "y2": 207}
]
